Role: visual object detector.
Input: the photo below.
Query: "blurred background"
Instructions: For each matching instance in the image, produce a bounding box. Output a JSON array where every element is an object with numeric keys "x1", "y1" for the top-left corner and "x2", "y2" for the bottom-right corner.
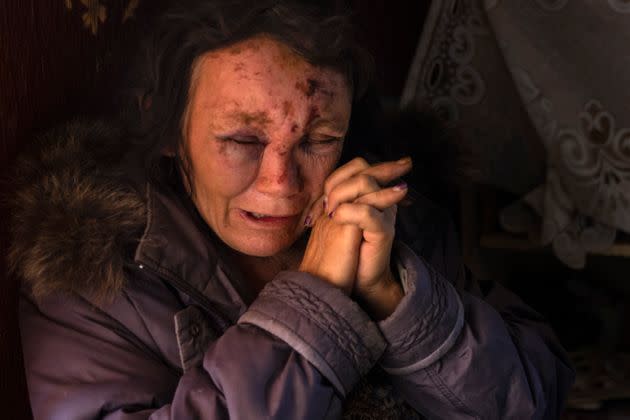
[{"x1": 2, "y1": 1, "x2": 629, "y2": 418}]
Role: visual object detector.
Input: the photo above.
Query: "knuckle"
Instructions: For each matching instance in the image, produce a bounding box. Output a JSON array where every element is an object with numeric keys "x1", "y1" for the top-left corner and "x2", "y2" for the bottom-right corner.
[
  {"x1": 324, "y1": 177, "x2": 335, "y2": 195},
  {"x1": 362, "y1": 204, "x2": 377, "y2": 220},
  {"x1": 359, "y1": 174, "x2": 378, "y2": 191},
  {"x1": 331, "y1": 202, "x2": 349, "y2": 219},
  {"x1": 326, "y1": 188, "x2": 337, "y2": 204},
  {"x1": 356, "y1": 175, "x2": 370, "y2": 192},
  {"x1": 353, "y1": 157, "x2": 369, "y2": 169}
]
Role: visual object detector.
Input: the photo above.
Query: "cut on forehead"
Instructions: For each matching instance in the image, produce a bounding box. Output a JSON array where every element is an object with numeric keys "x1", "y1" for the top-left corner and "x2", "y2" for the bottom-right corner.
[
  {"x1": 227, "y1": 110, "x2": 273, "y2": 127},
  {"x1": 182, "y1": 35, "x2": 353, "y2": 141},
  {"x1": 189, "y1": 36, "x2": 309, "y2": 80},
  {"x1": 190, "y1": 37, "x2": 351, "y2": 98},
  {"x1": 216, "y1": 108, "x2": 349, "y2": 134},
  {"x1": 188, "y1": 35, "x2": 351, "y2": 95}
]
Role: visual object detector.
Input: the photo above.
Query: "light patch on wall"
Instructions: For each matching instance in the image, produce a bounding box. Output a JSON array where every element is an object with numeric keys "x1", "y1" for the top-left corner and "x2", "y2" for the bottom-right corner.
[{"x1": 123, "y1": 0, "x2": 140, "y2": 22}]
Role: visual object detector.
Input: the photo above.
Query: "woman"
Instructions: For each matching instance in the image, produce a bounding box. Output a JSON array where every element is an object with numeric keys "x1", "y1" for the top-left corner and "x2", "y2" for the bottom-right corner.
[{"x1": 10, "y1": 0, "x2": 574, "y2": 418}]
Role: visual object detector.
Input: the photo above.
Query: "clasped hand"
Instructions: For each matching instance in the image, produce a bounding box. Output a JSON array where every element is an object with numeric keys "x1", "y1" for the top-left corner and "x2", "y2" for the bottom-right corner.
[{"x1": 299, "y1": 157, "x2": 413, "y2": 320}]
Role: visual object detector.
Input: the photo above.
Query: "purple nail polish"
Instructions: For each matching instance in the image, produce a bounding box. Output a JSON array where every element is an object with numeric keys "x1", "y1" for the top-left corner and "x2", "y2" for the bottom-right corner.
[
  {"x1": 323, "y1": 197, "x2": 328, "y2": 211},
  {"x1": 304, "y1": 215, "x2": 312, "y2": 227},
  {"x1": 392, "y1": 181, "x2": 408, "y2": 191}
]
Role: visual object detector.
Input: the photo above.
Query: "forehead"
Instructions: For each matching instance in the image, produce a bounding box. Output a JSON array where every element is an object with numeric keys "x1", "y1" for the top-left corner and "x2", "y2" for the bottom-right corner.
[{"x1": 187, "y1": 36, "x2": 352, "y2": 121}]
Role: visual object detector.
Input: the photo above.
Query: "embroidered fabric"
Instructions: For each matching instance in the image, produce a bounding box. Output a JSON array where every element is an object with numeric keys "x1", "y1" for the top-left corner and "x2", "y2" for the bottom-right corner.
[
  {"x1": 401, "y1": 0, "x2": 546, "y2": 195},
  {"x1": 487, "y1": 1, "x2": 630, "y2": 267},
  {"x1": 403, "y1": 0, "x2": 630, "y2": 267}
]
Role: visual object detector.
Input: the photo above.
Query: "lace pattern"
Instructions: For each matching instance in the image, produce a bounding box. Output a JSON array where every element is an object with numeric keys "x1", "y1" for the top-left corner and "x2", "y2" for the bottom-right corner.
[{"x1": 404, "y1": 0, "x2": 630, "y2": 267}]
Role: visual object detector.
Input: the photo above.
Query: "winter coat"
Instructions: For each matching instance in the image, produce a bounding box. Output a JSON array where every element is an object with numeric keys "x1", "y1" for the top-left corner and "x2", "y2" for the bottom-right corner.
[{"x1": 10, "y1": 120, "x2": 575, "y2": 419}]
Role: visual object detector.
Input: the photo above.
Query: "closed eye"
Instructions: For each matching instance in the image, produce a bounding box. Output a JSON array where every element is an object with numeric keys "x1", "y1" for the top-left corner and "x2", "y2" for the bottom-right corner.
[
  {"x1": 300, "y1": 136, "x2": 343, "y2": 155},
  {"x1": 218, "y1": 135, "x2": 264, "y2": 146},
  {"x1": 304, "y1": 136, "x2": 343, "y2": 146},
  {"x1": 313, "y1": 138, "x2": 342, "y2": 144}
]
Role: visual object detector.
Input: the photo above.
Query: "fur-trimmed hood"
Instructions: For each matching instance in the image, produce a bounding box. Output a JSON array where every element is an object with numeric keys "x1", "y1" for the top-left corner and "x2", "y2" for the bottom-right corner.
[
  {"x1": 7, "y1": 113, "x2": 470, "y2": 303},
  {"x1": 8, "y1": 120, "x2": 147, "y2": 302}
]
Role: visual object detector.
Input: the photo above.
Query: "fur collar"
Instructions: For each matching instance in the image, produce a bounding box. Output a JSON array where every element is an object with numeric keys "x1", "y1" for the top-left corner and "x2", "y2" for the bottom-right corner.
[
  {"x1": 7, "y1": 112, "x2": 466, "y2": 303},
  {"x1": 8, "y1": 119, "x2": 147, "y2": 303}
]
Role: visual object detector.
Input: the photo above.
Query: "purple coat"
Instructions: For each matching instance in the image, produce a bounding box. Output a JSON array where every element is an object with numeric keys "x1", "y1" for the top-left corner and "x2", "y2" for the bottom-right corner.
[{"x1": 11, "y1": 121, "x2": 574, "y2": 419}]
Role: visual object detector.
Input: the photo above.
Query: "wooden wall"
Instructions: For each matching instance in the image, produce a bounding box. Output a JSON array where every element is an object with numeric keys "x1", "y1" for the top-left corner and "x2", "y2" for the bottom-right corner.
[{"x1": 1, "y1": 1, "x2": 155, "y2": 417}]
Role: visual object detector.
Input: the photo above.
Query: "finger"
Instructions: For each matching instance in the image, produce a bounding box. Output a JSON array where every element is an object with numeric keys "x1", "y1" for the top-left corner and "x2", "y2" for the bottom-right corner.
[
  {"x1": 356, "y1": 157, "x2": 413, "y2": 188},
  {"x1": 326, "y1": 173, "x2": 380, "y2": 215},
  {"x1": 353, "y1": 182, "x2": 408, "y2": 211},
  {"x1": 324, "y1": 157, "x2": 413, "y2": 200},
  {"x1": 303, "y1": 194, "x2": 326, "y2": 228},
  {"x1": 330, "y1": 202, "x2": 394, "y2": 237},
  {"x1": 328, "y1": 177, "x2": 408, "y2": 215},
  {"x1": 323, "y1": 157, "x2": 370, "y2": 200}
]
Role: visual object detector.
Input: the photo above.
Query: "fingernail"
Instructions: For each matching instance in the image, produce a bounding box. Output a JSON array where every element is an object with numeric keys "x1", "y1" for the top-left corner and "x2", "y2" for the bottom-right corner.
[
  {"x1": 304, "y1": 215, "x2": 312, "y2": 227},
  {"x1": 392, "y1": 181, "x2": 408, "y2": 191},
  {"x1": 328, "y1": 211, "x2": 334, "y2": 219},
  {"x1": 397, "y1": 156, "x2": 412, "y2": 165},
  {"x1": 323, "y1": 197, "x2": 328, "y2": 211}
]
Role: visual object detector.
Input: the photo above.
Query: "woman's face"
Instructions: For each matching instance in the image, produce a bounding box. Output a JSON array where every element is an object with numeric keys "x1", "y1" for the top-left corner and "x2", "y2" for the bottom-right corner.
[{"x1": 182, "y1": 36, "x2": 352, "y2": 257}]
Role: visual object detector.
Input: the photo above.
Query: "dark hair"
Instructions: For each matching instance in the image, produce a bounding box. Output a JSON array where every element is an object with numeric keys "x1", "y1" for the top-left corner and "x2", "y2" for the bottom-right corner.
[{"x1": 121, "y1": 0, "x2": 373, "y2": 185}]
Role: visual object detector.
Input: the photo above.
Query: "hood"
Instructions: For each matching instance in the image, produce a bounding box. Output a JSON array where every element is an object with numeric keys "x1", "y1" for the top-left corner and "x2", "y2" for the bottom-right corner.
[
  {"x1": 7, "y1": 112, "x2": 469, "y2": 304},
  {"x1": 7, "y1": 119, "x2": 147, "y2": 303}
]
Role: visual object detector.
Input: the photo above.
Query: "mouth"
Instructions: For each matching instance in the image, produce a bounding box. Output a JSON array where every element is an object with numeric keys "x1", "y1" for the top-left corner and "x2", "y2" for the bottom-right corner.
[{"x1": 240, "y1": 210, "x2": 300, "y2": 226}]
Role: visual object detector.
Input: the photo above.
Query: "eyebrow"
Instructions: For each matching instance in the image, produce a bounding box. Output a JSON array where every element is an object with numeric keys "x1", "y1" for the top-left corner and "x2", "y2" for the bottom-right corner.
[
  {"x1": 307, "y1": 118, "x2": 348, "y2": 134},
  {"x1": 224, "y1": 111, "x2": 273, "y2": 127},
  {"x1": 222, "y1": 110, "x2": 347, "y2": 134}
]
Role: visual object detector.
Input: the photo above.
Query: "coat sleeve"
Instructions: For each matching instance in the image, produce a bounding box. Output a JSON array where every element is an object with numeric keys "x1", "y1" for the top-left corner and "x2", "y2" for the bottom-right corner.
[
  {"x1": 378, "y1": 218, "x2": 575, "y2": 420},
  {"x1": 19, "y1": 272, "x2": 386, "y2": 420}
]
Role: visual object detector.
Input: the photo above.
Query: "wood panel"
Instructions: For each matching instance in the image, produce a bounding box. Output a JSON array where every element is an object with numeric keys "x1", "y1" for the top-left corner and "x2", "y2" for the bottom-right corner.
[{"x1": 1, "y1": 2, "x2": 146, "y2": 417}]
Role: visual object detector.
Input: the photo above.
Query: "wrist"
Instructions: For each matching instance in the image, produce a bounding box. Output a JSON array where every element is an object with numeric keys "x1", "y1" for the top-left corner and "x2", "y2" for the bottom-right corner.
[{"x1": 357, "y1": 270, "x2": 404, "y2": 321}]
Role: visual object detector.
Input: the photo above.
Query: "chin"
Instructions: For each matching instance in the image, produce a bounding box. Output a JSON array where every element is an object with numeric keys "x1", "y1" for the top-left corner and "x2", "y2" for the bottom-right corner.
[{"x1": 227, "y1": 232, "x2": 298, "y2": 257}]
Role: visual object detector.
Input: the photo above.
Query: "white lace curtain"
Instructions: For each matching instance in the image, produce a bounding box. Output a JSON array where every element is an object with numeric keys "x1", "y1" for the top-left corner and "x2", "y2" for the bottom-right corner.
[{"x1": 402, "y1": 0, "x2": 630, "y2": 268}]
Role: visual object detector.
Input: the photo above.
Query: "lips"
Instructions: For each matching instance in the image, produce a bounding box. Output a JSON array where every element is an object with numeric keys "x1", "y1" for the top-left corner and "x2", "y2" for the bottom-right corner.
[
  {"x1": 240, "y1": 209, "x2": 299, "y2": 226},
  {"x1": 249, "y1": 212, "x2": 272, "y2": 219}
]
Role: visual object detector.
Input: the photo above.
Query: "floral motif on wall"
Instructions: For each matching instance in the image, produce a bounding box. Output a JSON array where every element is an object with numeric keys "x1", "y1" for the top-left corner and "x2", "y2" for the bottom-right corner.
[{"x1": 64, "y1": 0, "x2": 140, "y2": 35}]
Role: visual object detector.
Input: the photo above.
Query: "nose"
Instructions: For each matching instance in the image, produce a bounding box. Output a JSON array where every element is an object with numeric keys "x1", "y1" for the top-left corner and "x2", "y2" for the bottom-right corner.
[{"x1": 254, "y1": 146, "x2": 302, "y2": 197}]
